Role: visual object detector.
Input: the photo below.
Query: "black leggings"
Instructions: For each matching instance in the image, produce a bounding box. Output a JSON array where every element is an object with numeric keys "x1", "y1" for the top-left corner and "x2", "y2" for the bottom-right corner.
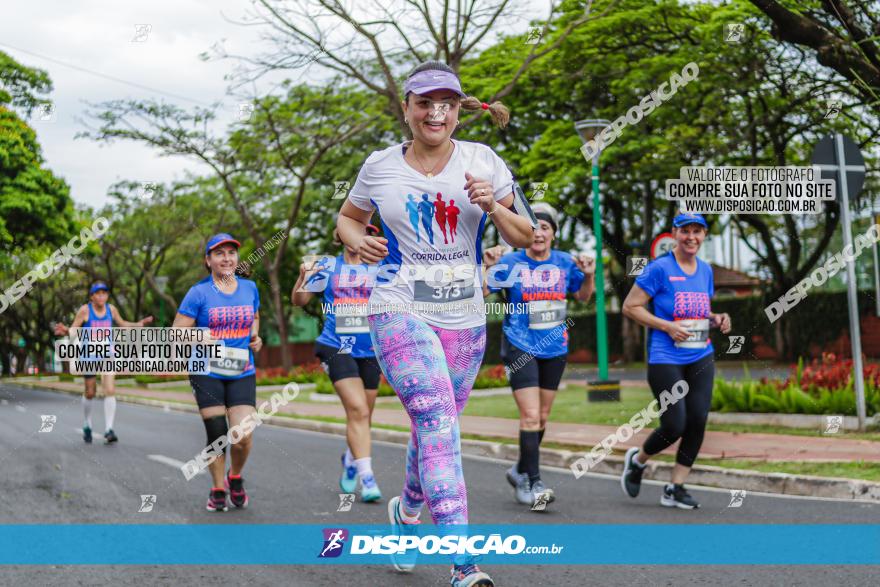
[{"x1": 642, "y1": 354, "x2": 714, "y2": 467}]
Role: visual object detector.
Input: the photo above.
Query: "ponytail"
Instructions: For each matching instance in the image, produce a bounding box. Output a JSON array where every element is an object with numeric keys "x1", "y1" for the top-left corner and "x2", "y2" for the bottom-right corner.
[{"x1": 460, "y1": 96, "x2": 510, "y2": 128}]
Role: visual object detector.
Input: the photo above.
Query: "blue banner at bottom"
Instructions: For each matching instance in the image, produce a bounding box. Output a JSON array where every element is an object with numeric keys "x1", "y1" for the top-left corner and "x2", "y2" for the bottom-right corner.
[{"x1": 0, "y1": 524, "x2": 878, "y2": 565}]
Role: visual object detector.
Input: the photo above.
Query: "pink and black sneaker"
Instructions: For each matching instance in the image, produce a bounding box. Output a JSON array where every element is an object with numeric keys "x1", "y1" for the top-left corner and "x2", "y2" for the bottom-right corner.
[
  {"x1": 225, "y1": 473, "x2": 249, "y2": 508},
  {"x1": 206, "y1": 488, "x2": 228, "y2": 512}
]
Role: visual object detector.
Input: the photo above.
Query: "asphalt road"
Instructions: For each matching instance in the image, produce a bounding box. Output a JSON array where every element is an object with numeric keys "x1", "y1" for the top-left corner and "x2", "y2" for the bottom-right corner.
[{"x1": 1, "y1": 383, "x2": 878, "y2": 586}]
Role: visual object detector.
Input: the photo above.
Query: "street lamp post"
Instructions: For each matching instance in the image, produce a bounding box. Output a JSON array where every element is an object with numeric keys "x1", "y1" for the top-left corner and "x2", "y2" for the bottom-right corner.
[
  {"x1": 155, "y1": 276, "x2": 169, "y2": 326},
  {"x1": 575, "y1": 119, "x2": 619, "y2": 401}
]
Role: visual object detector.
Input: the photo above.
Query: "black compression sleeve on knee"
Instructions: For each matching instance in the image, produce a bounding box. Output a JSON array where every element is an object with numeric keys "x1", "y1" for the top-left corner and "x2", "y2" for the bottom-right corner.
[
  {"x1": 203, "y1": 415, "x2": 229, "y2": 457},
  {"x1": 520, "y1": 430, "x2": 541, "y2": 483}
]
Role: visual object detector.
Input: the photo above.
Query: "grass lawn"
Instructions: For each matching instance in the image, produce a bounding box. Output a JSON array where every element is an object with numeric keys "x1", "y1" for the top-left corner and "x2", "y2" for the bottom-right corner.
[
  {"x1": 375, "y1": 385, "x2": 658, "y2": 426},
  {"x1": 373, "y1": 384, "x2": 880, "y2": 441},
  {"x1": 691, "y1": 458, "x2": 880, "y2": 483}
]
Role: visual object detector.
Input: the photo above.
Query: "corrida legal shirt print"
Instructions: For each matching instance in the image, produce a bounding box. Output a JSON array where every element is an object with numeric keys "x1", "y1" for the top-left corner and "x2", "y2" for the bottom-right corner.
[{"x1": 347, "y1": 140, "x2": 513, "y2": 329}]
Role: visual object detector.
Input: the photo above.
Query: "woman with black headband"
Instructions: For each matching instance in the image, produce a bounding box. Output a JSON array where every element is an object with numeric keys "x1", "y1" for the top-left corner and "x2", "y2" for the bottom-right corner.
[
  {"x1": 483, "y1": 203, "x2": 594, "y2": 508},
  {"x1": 336, "y1": 60, "x2": 535, "y2": 587}
]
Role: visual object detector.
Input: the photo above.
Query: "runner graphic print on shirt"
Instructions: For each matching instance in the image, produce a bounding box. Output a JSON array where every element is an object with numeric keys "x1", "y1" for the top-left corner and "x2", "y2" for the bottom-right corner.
[
  {"x1": 673, "y1": 291, "x2": 711, "y2": 320},
  {"x1": 208, "y1": 306, "x2": 255, "y2": 339},
  {"x1": 347, "y1": 139, "x2": 514, "y2": 329}
]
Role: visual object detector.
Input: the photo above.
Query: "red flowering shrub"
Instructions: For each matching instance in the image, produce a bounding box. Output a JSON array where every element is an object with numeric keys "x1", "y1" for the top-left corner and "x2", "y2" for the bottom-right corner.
[{"x1": 787, "y1": 353, "x2": 880, "y2": 392}]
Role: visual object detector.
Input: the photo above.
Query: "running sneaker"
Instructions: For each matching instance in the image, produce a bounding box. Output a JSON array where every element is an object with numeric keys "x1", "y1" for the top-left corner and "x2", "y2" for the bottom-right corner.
[
  {"x1": 83, "y1": 426, "x2": 92, "y2": 444},
  {"x1": 104, "y1": 429, "x2": 118, "y2": 444},
  {"x1": 387, "y1": 496, "x2": 419, "y2": 572},
  {"x1": 360, "y1": 474, "x2": 382, "y2": 503},
  {"x1": 225, "y1": 473, "x2": 249, "y2": 508},
  {"x1": 530, "y1": 479, "x2": 555, "y2": 505},
  {"x1": 450, "y1": 564, "x2": 494, "y2": 587},
  {"x1": 660, "y1": 483, "x2": 700, "y2": 509},
  {"x1": 621, "y1": 446, "x2": 645, "y2": 498},
  {"x1": 514, "y1": 475, "x2": 533, "y2": 505},
  {"x1": 505, "y1": 464, "x2": 526, "y2": 489},
  {"x1": 206, "y1": 488, "x2": 228, "y2": 512},
  {"x1": 339, "y1": 452, "x2": 358, "y2": 494}
]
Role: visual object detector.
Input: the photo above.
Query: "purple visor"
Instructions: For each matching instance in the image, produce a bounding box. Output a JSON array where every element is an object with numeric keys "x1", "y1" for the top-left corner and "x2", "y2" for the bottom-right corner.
[{"x1": 403, "y1": 70, "x2": 465, "y2": 97}]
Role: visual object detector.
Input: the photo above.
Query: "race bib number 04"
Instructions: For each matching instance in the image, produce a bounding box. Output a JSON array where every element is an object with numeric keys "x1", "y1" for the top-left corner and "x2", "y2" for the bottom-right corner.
[{"x1": 528, "y1": 300, "x2": 567, "y2": 330}]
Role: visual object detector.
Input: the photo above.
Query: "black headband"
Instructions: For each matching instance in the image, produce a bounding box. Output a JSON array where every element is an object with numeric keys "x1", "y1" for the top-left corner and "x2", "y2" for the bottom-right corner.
[{"x1": 534, "y1": 212, "x2": 557, "y2": 233}]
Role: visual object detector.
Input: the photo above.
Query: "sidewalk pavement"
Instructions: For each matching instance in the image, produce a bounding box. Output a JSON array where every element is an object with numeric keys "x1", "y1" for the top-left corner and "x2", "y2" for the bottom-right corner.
[{"x1": 24, "y1": 380, "x2": 880, "y2": 463}]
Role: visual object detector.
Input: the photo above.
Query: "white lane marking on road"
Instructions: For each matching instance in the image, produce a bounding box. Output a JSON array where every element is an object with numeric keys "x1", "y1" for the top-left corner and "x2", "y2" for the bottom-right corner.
[{"x1": 147, "y1": 454, "x2": 203, "y2": 475}]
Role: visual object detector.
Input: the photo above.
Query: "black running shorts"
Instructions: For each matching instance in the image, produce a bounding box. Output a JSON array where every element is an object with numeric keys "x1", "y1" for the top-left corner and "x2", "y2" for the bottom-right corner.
[
  {"x1": 315, "y1": 343, "x2": 381, "y2": 389},
  {"x1": 189, "y1": 374, "x2": 257, "y2": 409}
]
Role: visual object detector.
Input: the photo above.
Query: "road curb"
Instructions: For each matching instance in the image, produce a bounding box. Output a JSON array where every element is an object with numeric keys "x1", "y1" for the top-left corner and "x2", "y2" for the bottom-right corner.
[{"x1": 16, "y1": 382, "x2": 880, "y2": 503}]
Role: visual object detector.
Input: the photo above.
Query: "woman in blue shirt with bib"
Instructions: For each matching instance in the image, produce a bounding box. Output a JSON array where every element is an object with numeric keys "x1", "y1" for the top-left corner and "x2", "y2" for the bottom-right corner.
[
  {"x1": 174, "y1": 233, "x2": 262, "y2": 513},
  {"x1": 620, "y1": 214, "x2": 731, "y2": 509},
  {"x1": 292, "y1": 225, "x2": 383, "y2": 503}
]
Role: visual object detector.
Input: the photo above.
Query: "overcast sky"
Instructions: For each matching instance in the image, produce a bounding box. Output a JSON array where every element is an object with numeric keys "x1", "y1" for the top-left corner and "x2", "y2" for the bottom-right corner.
[{"x1": 0, "y1": 0, "x2": 551, "y2": 210}]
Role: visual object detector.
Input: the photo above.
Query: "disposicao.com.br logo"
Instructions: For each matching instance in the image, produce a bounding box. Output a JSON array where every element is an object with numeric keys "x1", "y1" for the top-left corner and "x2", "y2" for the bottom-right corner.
[{"x1": 320, "y1": 528, "x2": 563, "y2": 558}]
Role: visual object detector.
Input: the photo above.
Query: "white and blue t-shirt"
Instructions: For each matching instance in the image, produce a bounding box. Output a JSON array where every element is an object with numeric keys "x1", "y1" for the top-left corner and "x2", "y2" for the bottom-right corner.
[
  {"x1": 178, "y1": 276, "x2": 260, "y2": 379},
  {"x1": 635, "y1": 251, "x2": 714, "y2": 365},
  {"x1": 347, "y1": 139, "x2": 514, "y2": 329},
  {"x1": 308, "y1": 254, "x2": 376, "y2": 358},
  {"x1": 487, "y1": 249, "x2": 584, "y2": 358}
]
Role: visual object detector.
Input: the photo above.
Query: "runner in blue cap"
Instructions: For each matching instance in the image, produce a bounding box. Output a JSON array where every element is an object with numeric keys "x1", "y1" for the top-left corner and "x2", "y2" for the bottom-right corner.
[
  {"x1": 482, "y1": 203, "x2": 595, "y2": 508},
  {"x1": 620, "y1": 213, "x2": 731, "y2": 509},
  {"x1": 53, "y1": 281, "x2": 153, "y2": 444},
  {"x1": 172, "y1": 233, "x2": 262, "y2": 512},
  {"x1": 292, "y1": 224, "x2": 384, "y2": 503}
]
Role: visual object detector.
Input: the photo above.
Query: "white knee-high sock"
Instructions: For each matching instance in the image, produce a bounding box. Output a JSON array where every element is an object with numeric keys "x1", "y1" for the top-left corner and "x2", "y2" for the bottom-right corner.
[
  {"x1": 82, "y1": 396, "x2": 93, "y2": 428},
  {"x1": 104, "y1": 396, "x2": 116, "y2": 432}
]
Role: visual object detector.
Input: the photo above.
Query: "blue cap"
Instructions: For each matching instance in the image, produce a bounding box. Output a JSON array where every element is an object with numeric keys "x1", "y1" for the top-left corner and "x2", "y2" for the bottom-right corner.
[
  {"x1": 205, "y1": 233, "x2": 241, "y2": 255},
  {"x1": 89, "y1": 282, "x2": 109, "y2": 295},
  {"x1": 673, "y1": 213, "x2": 708, "y2": 228}
]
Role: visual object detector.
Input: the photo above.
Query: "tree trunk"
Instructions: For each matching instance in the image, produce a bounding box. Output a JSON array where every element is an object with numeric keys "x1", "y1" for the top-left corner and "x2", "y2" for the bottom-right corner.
[
  {"x1": 621, "y1": 314, "x2": 642, "y2": 363},
  {"x1": 773, "y1": 319, "x2": 785, "y2": 361},
  {"x1": 267, "y1": 271, "x2": 291, "y2": 371}
]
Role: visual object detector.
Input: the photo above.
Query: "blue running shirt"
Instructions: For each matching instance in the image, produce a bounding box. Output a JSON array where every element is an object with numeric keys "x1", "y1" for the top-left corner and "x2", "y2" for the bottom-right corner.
[
  {"x1": 487, "y1": 249, "x2": 584, "y2": 359},
  {"x1": 310, "y1": 254, "x2": 376, "y2": 358},
  {"x1": 178, "y1": 276, "x2": 260, "y2": 379},
  {"x1": 635, "y1": 252, "x2": 714, "y2": 365}
]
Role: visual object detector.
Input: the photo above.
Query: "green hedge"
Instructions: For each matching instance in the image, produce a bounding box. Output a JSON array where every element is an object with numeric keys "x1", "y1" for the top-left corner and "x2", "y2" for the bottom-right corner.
[
  {"x1": 712, "y1": 377, "x2": 880, "y2": 416},
  {"x1": 709, "y1": 290, "x2": 876, "y2": 359}
]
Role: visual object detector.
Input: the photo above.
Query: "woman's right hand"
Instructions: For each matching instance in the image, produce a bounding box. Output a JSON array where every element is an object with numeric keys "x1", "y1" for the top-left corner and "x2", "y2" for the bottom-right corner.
[
  {"x1": 664, "y1": 321, "x2": 692, "y2": 342},
  {"x1": 299, "y1": 260, "x2": 319, "y2": 278},
  {"x1": 482, "y1": 245, "x2": 505, "y2": 267},
  {"x1": 355, "y1": 235, "x2": 389, "y2": 264}
]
